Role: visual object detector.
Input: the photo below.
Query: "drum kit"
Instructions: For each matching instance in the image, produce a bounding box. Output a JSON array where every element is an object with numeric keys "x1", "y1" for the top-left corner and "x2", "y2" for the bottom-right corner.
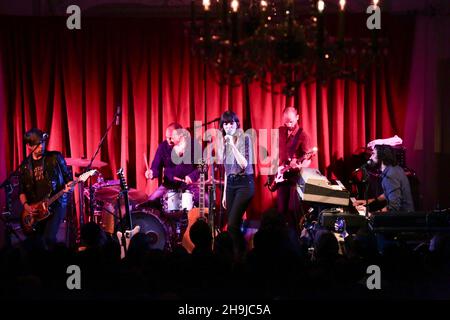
[
  {"x1": 82, "y1": 174, "x2": 221, "y2": 251},
  {"x1": 66, "y1": 157, "x2": 224, "y2": 251},
  {"x1": 81, "y1": 174, "x2": 172, "y2": 248}
]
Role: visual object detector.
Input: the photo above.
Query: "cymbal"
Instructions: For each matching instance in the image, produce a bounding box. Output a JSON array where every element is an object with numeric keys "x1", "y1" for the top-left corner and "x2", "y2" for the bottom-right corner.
[
  {"x1": 92, "y1": 179, "x2": 120, "y2": 189},
  {"x1": 65, "y1": 158, "x2": 108, "y2": 168},
  {"x1": 94, "y1": 186, "x2": 148, "y2": 203},
  {"x1": 94, "y1": 186, "x2": 119, "y2": 201},
  {"x1": 128, "y1": 189, "x2": 149, "y2": 203}
]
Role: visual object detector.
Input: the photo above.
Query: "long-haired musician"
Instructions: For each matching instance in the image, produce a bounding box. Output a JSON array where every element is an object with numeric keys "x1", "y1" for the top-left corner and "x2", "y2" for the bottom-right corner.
[{"x1": 219, "y1": 111, "x2": 255, "y2": 257}]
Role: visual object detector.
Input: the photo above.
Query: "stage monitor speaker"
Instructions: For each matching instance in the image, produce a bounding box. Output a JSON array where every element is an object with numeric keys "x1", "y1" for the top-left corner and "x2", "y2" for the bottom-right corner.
[{"x1": 319, "y1": 208, "x2": 367, "y2": 231}]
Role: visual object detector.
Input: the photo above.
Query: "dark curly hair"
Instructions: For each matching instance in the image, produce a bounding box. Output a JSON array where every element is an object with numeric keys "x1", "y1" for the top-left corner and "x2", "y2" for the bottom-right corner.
[{"x1": 375, "y1": 144, "x2": 398, "y2": 166}]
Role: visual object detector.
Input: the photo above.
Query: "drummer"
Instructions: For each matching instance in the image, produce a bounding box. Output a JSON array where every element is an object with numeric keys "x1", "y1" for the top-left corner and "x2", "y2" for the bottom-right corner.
[{"x1": 145, "y1": 122, "x2": 208, "y2": 209}]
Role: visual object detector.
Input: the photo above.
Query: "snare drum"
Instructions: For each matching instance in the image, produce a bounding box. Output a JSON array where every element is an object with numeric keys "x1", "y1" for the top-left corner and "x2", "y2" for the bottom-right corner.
[
  {"x1": 181, "y1": 190, "x2": 194, "y2": 211},
  {"x1": 162, "y1": 190, "x2": 182, "y2": 213}
]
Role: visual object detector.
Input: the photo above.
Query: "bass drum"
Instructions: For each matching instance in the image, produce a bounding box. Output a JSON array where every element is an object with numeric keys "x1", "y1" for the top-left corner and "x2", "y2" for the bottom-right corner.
[{"x1": 131, "y1": 210, "x2": 171, "y2": 251}]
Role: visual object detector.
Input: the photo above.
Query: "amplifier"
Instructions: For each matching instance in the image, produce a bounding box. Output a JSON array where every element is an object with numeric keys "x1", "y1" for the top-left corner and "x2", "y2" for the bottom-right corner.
[
  {"x1": 319, "y1": 208, "x2": 368, "y2": 230},
  {"x1": 392, "y1": 146, "x2": 407, "y2": 168}
]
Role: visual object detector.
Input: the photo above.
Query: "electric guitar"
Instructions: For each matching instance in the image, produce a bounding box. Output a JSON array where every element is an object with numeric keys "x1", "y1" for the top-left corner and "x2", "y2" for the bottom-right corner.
[
  {"x1": 116, "y1": 168, "x2": 140, "y2": 259},
  {"x1": 267, "y1": 147, "x2": 317, "y2": 192},
  {"x1": 182, "y1": 160, "x2": 209, "y2": 253},
  {"x1": 21, "y1": 169, "x2": 97, "y2": 234}
]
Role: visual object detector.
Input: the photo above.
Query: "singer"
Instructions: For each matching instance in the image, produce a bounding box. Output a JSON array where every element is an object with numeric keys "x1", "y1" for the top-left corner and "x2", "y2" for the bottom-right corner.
[
  {"x1": 219, "y1": 110, "x2": 254, "y2": 258},
  {"x1": 17, "y1": 128, "x2": 73, "y2": 247}
]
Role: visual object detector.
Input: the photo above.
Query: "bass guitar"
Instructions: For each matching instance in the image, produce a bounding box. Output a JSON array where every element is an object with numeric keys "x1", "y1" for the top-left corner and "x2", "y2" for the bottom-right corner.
[
  {"x1": 21, "y1": 169, "x2": 97, "y2": 234},
  {"x1": 266, "y1": 147, "x2": 317, "y2": 192}
]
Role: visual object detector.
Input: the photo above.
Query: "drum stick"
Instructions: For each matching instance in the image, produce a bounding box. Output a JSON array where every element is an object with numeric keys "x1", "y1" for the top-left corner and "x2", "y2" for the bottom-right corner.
[
  {"x1": 174, "y1": 177, "x2": 186, "y2": 183},
  {"x1": 143, "y1": 153, "x2": 152, "y2": 195},
  {"x1": 143, "y1": 153, "x2": 149, "y2": 171}
]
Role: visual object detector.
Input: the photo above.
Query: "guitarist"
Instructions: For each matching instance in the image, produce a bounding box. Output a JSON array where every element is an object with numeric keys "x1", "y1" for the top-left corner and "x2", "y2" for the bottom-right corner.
[
  {"x1": 276, "y1": 107, "x2": 311, "y2": 242},
  {"x1": 18, "y1": 128, "x2": 73, "y2": 246}
]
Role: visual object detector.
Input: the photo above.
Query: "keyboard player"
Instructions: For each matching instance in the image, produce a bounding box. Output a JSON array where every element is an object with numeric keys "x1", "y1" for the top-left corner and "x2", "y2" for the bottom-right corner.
[{"x1": 352, "y1": 144, "x2": 414, "y2": 213}]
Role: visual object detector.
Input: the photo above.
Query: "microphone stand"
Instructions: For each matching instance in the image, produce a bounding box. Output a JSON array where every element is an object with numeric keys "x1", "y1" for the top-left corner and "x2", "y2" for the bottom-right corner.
[
  {"x1": 208, "y1": 159, "x2": 218, "y2": 239},
  {"x1": 85, "y1": 110, "x2": 119, "y2": 173},
  {"x1": 218, "y1": 157, "x2": 225, "y2": 234},
  {"x1": 78, "y1": 110, "x2": 119, "y2": 229},
  {"x1": 362, "y1": 165, "x2": 370, "y2": 218},
  {"x1": 203, "y1": 117, "x2": 221, "y2": 127},
  {"x1": 186, "y1": 117, "x2": 220, "y2": 131}
]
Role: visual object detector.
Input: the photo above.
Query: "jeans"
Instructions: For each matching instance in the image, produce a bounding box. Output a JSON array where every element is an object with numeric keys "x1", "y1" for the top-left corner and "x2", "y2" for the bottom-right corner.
[
  {"x1": 225, "y1": 174, "x2": 255, "y2": 255},
  {"x1": 277, "y1": 181, "x2": 304, "y2": 249},
  {"x1": 277, "y1": 181, "x2": 304, "y2": 226},
  {"x1": 35, "y1": 201, "x2": 67, "y2": 247}
]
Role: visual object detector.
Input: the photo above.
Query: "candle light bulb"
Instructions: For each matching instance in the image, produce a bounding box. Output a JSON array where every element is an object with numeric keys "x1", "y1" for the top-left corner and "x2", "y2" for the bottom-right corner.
[
  {"x1": 203, "y1": 0, "x2": 211, "y2": 11},
  {"x1": 373, "y1": 0, "x2": 379, "y2": 8},
  {"x1": 231, "y1": 0, "x2": 239, "y2": 12},
  {"x1": 260, "y1": 0, "x2": 268, "y2": 10},
  {"x1": 317, "y1": 0, "x2": 325, "y2": 13},
  {"x1": 338, "y1": 0, "x2": 345, "y2": 44}
]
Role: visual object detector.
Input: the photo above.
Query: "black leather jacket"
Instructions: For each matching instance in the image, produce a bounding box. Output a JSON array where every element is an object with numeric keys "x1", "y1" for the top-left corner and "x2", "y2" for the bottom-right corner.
[{"x1": 18, "y1": 151, "x2": 72, "y2": 204}]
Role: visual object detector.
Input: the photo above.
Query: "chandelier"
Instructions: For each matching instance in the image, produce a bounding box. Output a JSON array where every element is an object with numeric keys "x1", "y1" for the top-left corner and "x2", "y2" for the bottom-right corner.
[{"x1": 189, "y1": 0, "x2": 386, "y2": 96}]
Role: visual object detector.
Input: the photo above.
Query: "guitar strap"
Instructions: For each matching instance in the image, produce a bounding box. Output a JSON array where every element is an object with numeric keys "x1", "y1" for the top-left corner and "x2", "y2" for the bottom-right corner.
[{"x1": 291, "y1": 127, "x2": 304, "y2": 158}]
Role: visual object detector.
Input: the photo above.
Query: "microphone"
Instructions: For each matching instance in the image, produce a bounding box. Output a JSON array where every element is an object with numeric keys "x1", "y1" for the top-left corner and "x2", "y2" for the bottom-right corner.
[
  {"x1": 115, "y1": 106, "x2": 121, "y2": 126},
  {"x1": 41, "y1": 133, "x2": 49, "y2": 141},
  {"x1": 363, "y1": 159, "x2": 374, "y2": 167},
  {"x1": 224, "y1": 135, "x2": 233, "y2": 145},
  {"x1": 353, "y1": 159, "x2": 374, "y2": 173}
]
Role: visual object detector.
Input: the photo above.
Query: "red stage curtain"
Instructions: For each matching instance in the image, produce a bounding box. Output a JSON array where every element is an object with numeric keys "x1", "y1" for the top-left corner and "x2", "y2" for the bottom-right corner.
[{"x1": 0, "y1": 16, "x2": 414, "y2": 224}]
